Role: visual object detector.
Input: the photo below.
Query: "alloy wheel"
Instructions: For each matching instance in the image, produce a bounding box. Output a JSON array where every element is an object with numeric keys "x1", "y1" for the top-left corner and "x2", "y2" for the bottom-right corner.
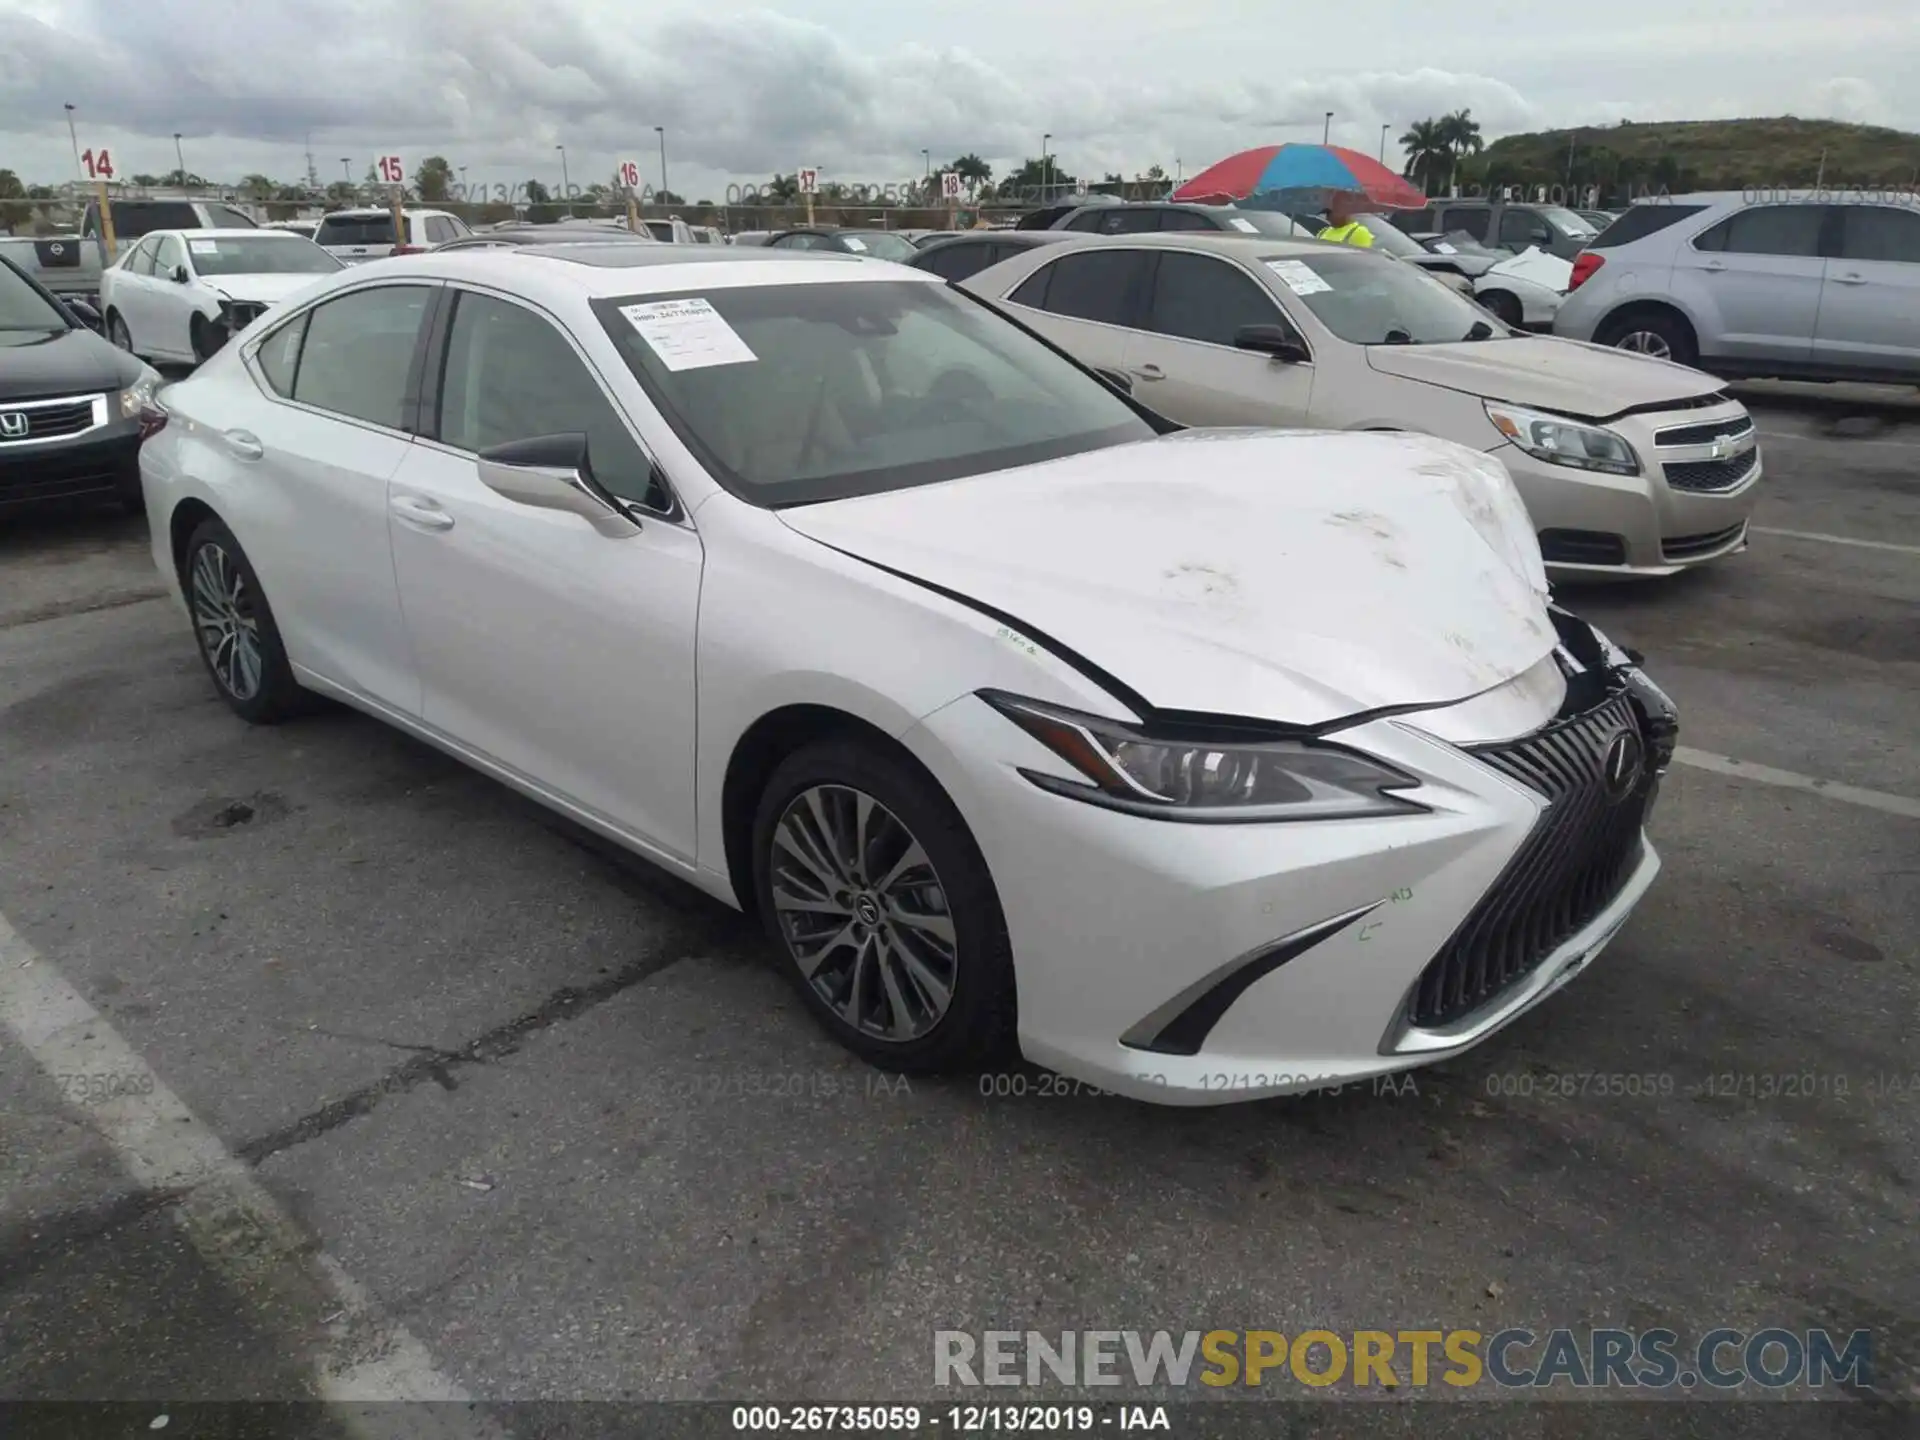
[
  {"x1": 189, "y1": 542, "x2": 264, "y2": 701},
  {"x1": 1616, "y1": 329, "x2": 1672, "y2": 360},
  {"x1": 768, "y1": 784, "x2": 958, "y2": 1041}
]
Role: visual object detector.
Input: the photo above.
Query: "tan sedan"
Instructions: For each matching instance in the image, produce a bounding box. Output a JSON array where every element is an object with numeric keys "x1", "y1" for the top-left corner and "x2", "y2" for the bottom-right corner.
[{"x1": 958, "y1": 232, "x2": 1761, "y2": 579}]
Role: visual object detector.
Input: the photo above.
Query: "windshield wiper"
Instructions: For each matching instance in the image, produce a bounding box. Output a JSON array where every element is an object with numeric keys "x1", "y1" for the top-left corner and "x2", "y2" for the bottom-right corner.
[{"x1": 1462, "y1": 320, "x2": 1496, "y2": 341}]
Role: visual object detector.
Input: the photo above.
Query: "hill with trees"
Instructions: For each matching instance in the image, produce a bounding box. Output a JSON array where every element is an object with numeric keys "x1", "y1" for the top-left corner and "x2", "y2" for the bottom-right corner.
[{"x1": 1417, "y1": 116, "x2": 1920, "y2": 203}]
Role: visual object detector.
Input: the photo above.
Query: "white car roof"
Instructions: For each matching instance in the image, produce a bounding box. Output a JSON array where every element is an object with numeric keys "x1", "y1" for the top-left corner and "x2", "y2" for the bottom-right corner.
[
  {"x1": 330, "y1": 246, "x2": 944, "y2": 307},
  {"x1": 149, "y1": 228, "x2": 302, "y2": 242}
]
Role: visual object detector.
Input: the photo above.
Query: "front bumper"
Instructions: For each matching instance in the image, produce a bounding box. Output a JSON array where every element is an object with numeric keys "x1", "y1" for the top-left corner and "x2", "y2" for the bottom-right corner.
[
  {"x1": 907, "y1": 630, "x2": 1675, "y2": 1105},
  {"x1": 1493, "y1": 399, "x2": 1761, "y2": 579},
  {"x1": 0, "y1": 399, "x2": 143, "y2": 514}
]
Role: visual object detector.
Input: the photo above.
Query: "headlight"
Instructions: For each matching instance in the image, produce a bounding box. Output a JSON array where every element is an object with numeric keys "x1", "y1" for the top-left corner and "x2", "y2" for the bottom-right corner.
[
  {"x1": 1484, "y1": 401, "x2": 1639, "y2": 476},
  {"x1": 981, "y1": 692, "x2": 1426, "y2": 823},
  {"x1": 116, "y1": 364, "x2": 161, "y2": 421}
]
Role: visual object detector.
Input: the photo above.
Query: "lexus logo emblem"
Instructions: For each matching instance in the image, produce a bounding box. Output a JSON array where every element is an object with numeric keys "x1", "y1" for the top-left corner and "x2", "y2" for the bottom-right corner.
[
  {"x1": 0, "y1": 411, "x2": 27, "y2": 439},
  {"x1": 1602, "y1": 730, "x2": 1645, "y2": 801}
]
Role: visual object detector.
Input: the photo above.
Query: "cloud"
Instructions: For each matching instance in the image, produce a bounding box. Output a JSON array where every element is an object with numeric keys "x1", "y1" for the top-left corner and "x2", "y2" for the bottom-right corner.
[{"x1": 0, "y1": 0, "x2": 1914, "y2": 192}]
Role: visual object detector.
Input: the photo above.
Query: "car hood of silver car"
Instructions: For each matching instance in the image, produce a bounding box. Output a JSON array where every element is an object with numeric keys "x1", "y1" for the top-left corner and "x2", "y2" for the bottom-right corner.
[{"x1": 1365, "y1": 334, "x2": 1726, "y2": 420}]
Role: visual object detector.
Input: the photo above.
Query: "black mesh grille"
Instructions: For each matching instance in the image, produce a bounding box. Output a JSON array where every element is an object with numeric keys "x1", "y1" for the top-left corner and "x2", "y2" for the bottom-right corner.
[
  {"x1": 1538, "y1": 529, "x2": 1627, "y2": 566},
  {"x1": 1408, "y1": 691, "x2": 1651, "y2": 1029},
  {"x1": 1654, "y1": 415, "x2": 1754, "y2": 448},
  {"x1": 1663, "y1": 523, "x2": 1747, "y2": 561},
  {"x1": 1663, "y1": 455, "x2": 1758, "y2": 493},
  {"x1": 2, "y1": 399, "x2": 96, "y2": 440}
]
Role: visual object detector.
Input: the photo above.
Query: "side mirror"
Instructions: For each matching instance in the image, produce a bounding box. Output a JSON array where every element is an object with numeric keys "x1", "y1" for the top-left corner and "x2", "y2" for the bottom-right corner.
[
  {"x1": 1234, "y1": 324, "x2": 1310, "y2": 364},
  {"x1": 475, "y1": 433, "x2": 642, "y2": 539},
  {"x1": 1093, "y1": 366, "x2": 1133, "y2": 395},
  {"x1": 66, "y1": 298, "x2": 102, "y2": 331},
  {"x1": 171, "y1": 265, "x2": 190, "y2": 284}
]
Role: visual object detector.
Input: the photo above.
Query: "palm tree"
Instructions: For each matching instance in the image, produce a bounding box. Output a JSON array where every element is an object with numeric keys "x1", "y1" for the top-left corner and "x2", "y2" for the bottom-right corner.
[
  {"x1": 1398, "y1": 118, "x2": 1451, "y2": 194},
  {"x1": 1441, "y1": 109, "x2": 1484, "y2": 188}
]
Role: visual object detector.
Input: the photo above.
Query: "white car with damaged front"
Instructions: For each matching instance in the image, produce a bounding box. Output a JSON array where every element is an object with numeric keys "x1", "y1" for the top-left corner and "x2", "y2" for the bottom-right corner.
[
  {"x1": 101, "y1": 228, "x2": 343, "y2": 365},
  {"x1": 137, "y1": 242, "x2": 1678, "y2": 1105}
]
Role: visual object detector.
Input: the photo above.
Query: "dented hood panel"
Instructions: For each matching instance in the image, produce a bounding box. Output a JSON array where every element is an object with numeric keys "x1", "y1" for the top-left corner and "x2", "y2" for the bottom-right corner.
[
  {"x1": 1366, "y1": 334, "x2": 1724, "y2": 417},
  {"x1": 778, "y1": 429, "x2": 1558, "y2": 726}
]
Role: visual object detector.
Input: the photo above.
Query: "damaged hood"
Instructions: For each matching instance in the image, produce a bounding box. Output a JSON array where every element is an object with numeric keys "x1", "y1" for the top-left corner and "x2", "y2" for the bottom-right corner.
[
  {"x1": 779, "y1": 430, "x2": 1557, "y2": 727},
  {"x1": 1483, "y1": 246, "x2": 1574, "y2": 291},
  {"x1": 1365, "y1": 333, "x2": 1725, "y2": 418}
]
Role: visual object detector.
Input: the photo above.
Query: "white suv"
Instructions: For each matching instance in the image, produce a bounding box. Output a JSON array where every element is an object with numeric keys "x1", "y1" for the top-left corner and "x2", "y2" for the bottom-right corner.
[{"x1": 314, "y1": 208, "x2": 473, "y2": 263}]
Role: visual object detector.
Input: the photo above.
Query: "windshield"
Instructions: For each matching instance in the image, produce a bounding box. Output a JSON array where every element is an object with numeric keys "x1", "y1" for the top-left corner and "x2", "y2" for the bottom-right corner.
[
  {"x1": 840, "y1": 232, "x2": 920, "y2": 262},
  {"x1": 595, "y1": 280, "x2": 1154, "y2": 505},
  {"x1": 0, "y1": 259, "x2": 67, "y2": 331},
  {"x1": 1262, "y1": 249, "x2": 1504, "y2": 345},
  {"x1": 189, "y1": 236, "x2": 342, "y2": 276},
  {"x1": 1351, "y1": 218, "x2": 1425, "y2": 257},
  {"x1": 1537, "y1": 205, "x2": 1599, "y2": 238}
]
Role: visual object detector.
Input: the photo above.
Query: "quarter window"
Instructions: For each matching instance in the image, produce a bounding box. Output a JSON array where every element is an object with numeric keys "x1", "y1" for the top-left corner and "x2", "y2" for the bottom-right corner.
[
  {"x1": 1142, "y1": 252, "x2": 1282, "y2": 347},
  {"x1": 290, "y1": 285, "x2": 432, "y2": 429},
  {"x1": 255, "y1": 313, "x2": 308, "y2": 397},
  {"x1": 1836, "y1": 205, "x2": 1920, "y2": 263},
  {"x1": 1692, "y1": 205, "x2": 1826, "y2": 257},
  {"x1": 1009, "y1": 250, "x2": 1151, "y2": 325},
  {"x1": 437, "y1": 292, "x2": 667, "y2": 511}
]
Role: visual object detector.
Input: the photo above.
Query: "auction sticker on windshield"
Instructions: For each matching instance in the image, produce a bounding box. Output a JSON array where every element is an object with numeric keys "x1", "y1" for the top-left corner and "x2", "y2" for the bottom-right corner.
[
  {"x1": 189, "y1": 240, "x2": 218, "y2": 254},
  {"x1": 1227, "y1": 218, "x2": 1259, "y2": 233},
  {"x1": 843, "y1": 236, "x2": 869, "y2": 252},
  {"x1": 619, "y1": 298, "x2": 758, "y2": 371},
  {"x1": 1266, "y1": 258, "x2": 1332, "y2": 295}
]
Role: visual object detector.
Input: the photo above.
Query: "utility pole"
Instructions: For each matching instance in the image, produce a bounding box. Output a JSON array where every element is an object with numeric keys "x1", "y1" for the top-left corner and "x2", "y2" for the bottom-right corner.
[
  {"x1": 304, "y1": 133, "x2": 319, "y2": 193},
  {"x1": 63, "y1": 103, "x2": 82, "y2": 186},
  {"x1": 173, "y1": 133, "x2": 186, "y2": 186},
  {"x1": 655, "y1": 126, "x2": 668, "y2": 202},
  {"x1": 1565, "y1": 129, "x2": 1578, "y2": 188},
  {"x1": 341, "y1": 158, "x2": 351, "y2": 186},
  {"x1": 1042, "y1": 132, "x2": 1051, "y2": 202},
  {"x1": 1380, "y1": 124, "x2": 1391, "y2": 164},
  {"x1": 1323, "y1": 111, "x2": 1333, "y2": 145},
  {"x1": 556, "y1": 144, "x2": 570, "y2": 210}
]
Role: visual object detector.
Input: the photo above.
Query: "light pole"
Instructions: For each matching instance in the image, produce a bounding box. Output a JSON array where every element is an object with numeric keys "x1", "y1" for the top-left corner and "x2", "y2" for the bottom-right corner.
[
  {"x1": 557, "y1": 144, "x2": 570, "y2": 210},
  {"x1": 1042, "y1": 132, "x2": 1051, "y2": 201},
  {"x1": 63, "y1": 103, "x2": 81, "y2": 185},
  {"x1": 1323, "y1": 111, "x2": 1333, "y2": 145},
  {"x1": 1380, "y1": 124, "x2": 1391, "y2": 164},
  {"x1": 173, "y1": 132, "x2": 186, "y2": 184},
  {"x1": 655, "y1": 126, "x2": 668, "y2": 202},
  {"x1": 340, "y1": 158, "x2": 351, "y2": 184}
]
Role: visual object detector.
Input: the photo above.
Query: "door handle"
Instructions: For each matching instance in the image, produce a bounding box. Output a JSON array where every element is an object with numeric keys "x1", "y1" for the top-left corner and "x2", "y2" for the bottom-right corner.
[
  {"x1": 1832, "y1": 273, "x2": 1868, "y2": 285},
  {"x1": 222, "y1": 429, "x2": 263, "y2": 461},
  {"x1": 1129, "y1": 362, "x2": 1165, "y2": 381},
  {"x1": 389, "y1": 494, "x2": 455, "y2": 532},
  {"x1": 1700, "y1": 261, "x2": 1726, "y2": 272}
]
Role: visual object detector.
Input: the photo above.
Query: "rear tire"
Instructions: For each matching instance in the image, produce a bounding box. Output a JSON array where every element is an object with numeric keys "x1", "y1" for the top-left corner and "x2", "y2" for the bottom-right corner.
[
  {"x1": 1597, "y1": 308, "x2": 1697, "y2": 367},
  {"x1": 181, "y1": 518, "x2": 312, "y2": 724},
  {"x1": 751, "y1": 739, "x2": 1016, "y2": 1074}
]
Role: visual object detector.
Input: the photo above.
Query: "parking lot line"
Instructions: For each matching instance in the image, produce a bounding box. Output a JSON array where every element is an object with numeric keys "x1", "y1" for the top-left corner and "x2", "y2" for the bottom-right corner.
[
  {"x1": 1750, "y1": 526, "x2": 1920, "y2": 557},
  {"x1": 1673, "y1": 746, "x2": 1920, "y2": 821},
  {"x1": 0, "y1": 910, "x2": 496, "y2": 1431}
]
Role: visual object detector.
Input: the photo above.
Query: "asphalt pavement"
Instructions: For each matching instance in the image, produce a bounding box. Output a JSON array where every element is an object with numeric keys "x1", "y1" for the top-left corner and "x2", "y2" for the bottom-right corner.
[{"x1": 0, "y1": 395, "x2": 1915, "y2": 1433}]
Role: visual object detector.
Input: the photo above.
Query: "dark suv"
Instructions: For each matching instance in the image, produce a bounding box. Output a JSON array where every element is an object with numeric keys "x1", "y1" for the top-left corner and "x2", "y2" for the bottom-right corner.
[
  {"x1": 1024, "y1": 203, "x2": 1314, "y2": 238},
  {"x1": 1398, "y1": 201, "x2": 1600, "y2": 259}
]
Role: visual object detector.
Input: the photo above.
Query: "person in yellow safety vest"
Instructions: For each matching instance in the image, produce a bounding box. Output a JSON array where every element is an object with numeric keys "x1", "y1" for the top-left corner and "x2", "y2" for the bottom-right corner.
[{"x1": 1316, "y1": 191, "x2": 1376, "y2": 248}]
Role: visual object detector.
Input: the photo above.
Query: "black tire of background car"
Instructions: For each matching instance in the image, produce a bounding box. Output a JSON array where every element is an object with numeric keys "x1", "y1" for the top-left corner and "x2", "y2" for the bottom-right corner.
[
  {"x1": 1596, "y1": 307, "x2": 1698, "y2": 367},
  {"x1": 190, "y1": 314, "x2": 219, "y2": 364},
  {"x1": 182, "y1": 517, "x2": 316, "y2": 725},
  {"x1": 106, "y1": 310, "x2": 134, "y2": 353},
  {"x1": 751, "y1": 739, "x2": 1017, "y2": 1074},
  {"x1": 1478, "y1": 290, "x2": 1523, "y2": 327}
]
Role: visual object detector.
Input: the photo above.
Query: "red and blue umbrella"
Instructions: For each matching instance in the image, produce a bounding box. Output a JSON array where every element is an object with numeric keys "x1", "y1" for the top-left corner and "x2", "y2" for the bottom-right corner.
[{"x1": 1171, "y1": 144, "x2": 1426, "y2": 211}]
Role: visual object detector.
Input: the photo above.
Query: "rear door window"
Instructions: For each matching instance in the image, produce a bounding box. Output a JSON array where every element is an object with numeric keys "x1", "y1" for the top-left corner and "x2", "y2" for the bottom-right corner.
[
  {"x1": 424, "y1": 217, "x2": 456, "y2": 245},
  {"x1": 1835, "y1": 205, "x2": 1920, "y2": 263},
  {"x1": 1499, "y1": 209, "x2": 1551, "y2": 248},
  {"x1": 1141, "y1": 252, "x2": 1282, "y2": 347},
  {"x1": 290, "y1": 285, "x2": 433, "y2": 429},
  {"x1": 1009, "y1": 249, "x2": 1152, "y2": 325},
  {"x1": 1691, "y1": 205, "x2": 1827, "y2": 257}
]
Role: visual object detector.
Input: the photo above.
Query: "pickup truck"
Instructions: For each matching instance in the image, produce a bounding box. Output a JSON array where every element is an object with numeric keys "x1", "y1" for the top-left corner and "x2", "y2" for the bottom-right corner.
[{"x1": 0, "y1": 197, "x2": 259, "y2": 311}]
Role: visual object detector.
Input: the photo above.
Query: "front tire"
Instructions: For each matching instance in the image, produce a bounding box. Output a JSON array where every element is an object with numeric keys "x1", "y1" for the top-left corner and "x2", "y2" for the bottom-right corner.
[
  {"x1": 1477, "y1": 289, "x2": 1523, "y2": 327},
  {"x1": 106, "y1": 310, "x2": 134, "y2": 354},
  {"x1": 190, "y1": 314, "x2": 219, "y2": 365},
  {"x1": 1598, "y1": 308, "x2": 1697, "y2": 367},
  {"x1": 752, "y1": 739, "x2": 1015, "y2": 1074},
  {"x1": 181, "y1": 518, "x2": 311, "y2": 724}
]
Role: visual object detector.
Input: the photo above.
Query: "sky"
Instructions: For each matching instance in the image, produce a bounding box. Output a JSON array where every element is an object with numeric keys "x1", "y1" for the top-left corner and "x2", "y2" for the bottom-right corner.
[{"x1": 1, "y1": 0, "x2": 1915, "y2": 200}]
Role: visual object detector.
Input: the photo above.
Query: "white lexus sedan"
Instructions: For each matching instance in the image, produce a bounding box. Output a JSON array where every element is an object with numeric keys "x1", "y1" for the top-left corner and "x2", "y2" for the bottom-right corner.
[
  {"x1": 139, "y1": 243, "x2": 1679, "y2": 1105},
  {"x1": 102, "y1": 228, "x2": 343, "y2": 365}
]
